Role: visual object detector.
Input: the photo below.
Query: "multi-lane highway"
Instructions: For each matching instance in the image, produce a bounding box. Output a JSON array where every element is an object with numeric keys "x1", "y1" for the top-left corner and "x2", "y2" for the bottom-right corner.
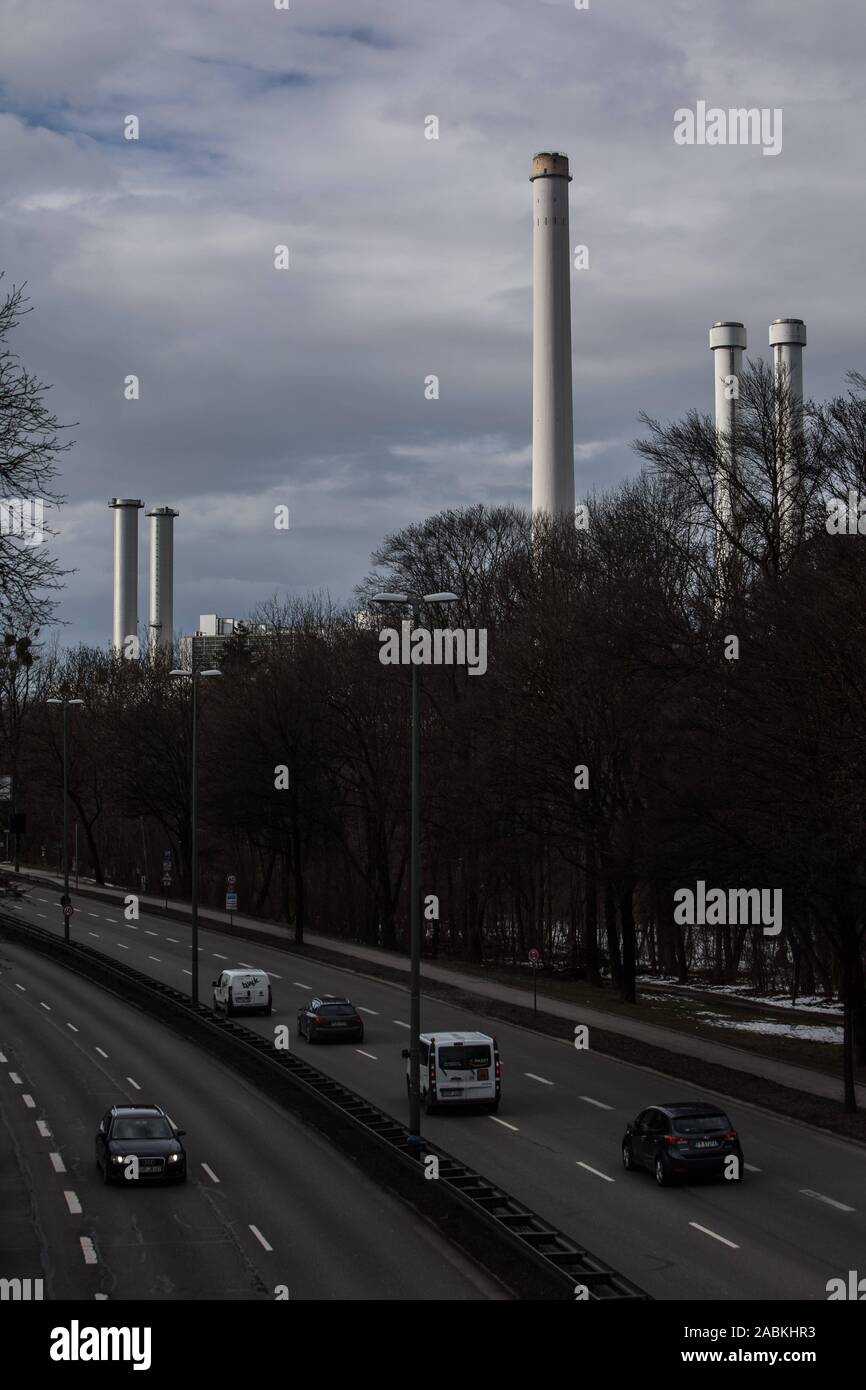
[
  {"x1": 5, "y1": 886, "x2": 865, "y2": 1300},
  {"x1": 0, "y1": 931, "x2": 506, "y2": 1300}
]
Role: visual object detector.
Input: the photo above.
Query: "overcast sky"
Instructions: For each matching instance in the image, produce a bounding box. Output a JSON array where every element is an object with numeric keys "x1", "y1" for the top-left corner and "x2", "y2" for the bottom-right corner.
[{"x1": 1, "y1": 0, "x2": 863, "y2": 647}]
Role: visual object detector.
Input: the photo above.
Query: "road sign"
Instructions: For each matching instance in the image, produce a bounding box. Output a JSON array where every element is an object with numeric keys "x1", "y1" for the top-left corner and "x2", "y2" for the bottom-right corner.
[
  {"x1": 62, "y1": 903, "x2": 73, "y2": 918},
  {"x1": 528, "y1": 948, "x2": 540, "y2": 963},
  {"x1": 161, "y1": 874, "x2": 172, "y2": 887},
  {"x1": 162, "y1": 849, "x2": 172, "y2": 867},
  {"x1": 226, "y1": 874, "x2": 237, "y2": 887},
  {"x1": 225, "y1": 892, "x2": 238, "y2": 911}
]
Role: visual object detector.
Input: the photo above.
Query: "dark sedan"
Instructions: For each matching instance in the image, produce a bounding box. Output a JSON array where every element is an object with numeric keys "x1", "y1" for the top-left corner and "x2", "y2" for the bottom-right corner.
[
  {"x1": 297, "y1": 996, "x2": 364, "y2": 1043},
  {"x1": 95, "y1": 1103, "x2": 187, "y2": 1184},
  {"x1": 622, "y1": 1102, "x2": 744, "y2": 1186}
]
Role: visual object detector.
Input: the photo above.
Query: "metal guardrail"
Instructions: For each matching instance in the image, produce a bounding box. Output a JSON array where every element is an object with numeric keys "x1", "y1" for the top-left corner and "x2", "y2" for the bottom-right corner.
[{"x1": 0, "y1": 907, "x2": 649, "y2": 1301}]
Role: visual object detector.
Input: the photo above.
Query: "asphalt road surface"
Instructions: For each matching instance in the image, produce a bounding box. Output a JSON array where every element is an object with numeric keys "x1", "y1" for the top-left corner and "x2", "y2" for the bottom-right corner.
[
  {"x1": 6, "y1": 888, "x2": 866, "y2": 1300},
  {"x1": 0, "y1": 932, "x2": 505, "y2": 1301}
]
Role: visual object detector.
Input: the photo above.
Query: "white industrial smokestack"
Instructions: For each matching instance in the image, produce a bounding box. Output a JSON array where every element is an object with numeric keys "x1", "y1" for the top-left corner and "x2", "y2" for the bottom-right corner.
[
  {"x1": 709, "y1": 321, "x2": 747, "y2": 568},
  {"x1": 531, "y1": 151, "x2": 575, "y2": 516},
  {"x1": 769, "y1": 318, "x2": 807, "y2": 545},
  {"x1": 109, "y1": 498, "x2": 143, "y2": 654},
  {"x1": 147, "y1": 506, "x2": 179, "y2": 654}
]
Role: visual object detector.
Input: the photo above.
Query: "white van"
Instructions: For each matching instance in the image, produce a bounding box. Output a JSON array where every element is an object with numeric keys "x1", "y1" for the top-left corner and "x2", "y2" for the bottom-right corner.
[
  {"x1": 212, "y1": 968, "x2": 272, "y2": 1017},
  {"x1": 403, "y1": 1031, "x2": 501, "y2": 1113}
]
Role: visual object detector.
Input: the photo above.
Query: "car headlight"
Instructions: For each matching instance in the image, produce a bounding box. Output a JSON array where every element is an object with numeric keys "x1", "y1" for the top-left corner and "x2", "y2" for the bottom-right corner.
[
  {"x1": 111, "y1": 1155, "x2": 126, "y2": 1165},
  {"x1": 167, "y1": 1153, "x2": 180, "y2": 1163}
]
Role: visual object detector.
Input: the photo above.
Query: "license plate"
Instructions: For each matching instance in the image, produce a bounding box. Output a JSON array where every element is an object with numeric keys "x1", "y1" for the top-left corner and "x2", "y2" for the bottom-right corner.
[
  {"x1": 332, "y1": 1021, "x2": 346, "y2": 1027},
  {"x1": 140, "y1": 1163, "x2": 161, "y2": 1171},
  {"x1": 440, "y1": 1087, "x2": 461, "y2": 1096},
  {"x1": 695, "y1": 1140, "x2": 717, "y2": 1148}
]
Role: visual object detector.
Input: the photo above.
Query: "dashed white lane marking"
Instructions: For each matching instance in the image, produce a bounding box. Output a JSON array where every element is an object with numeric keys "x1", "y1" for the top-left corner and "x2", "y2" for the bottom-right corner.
[
  {"x1": 293, "y1": 982, "x2": 310, "y2": 989},
  {"x1": 40, "y1": 1001, "x2": 51, "y2": 1011},
  {"x1": 105, "y1": 917, "x2": 118, "y2": 923},
  {"x1": 36, "y1": 913, "x2": 47, "y2": 919},
  {"x1": 800, "y1": 1188, "x2": 855, "y2": 1213},
  {"x1": 66, "y1": 1023, "x2": 79, "y2": 1032},
  {"x1": 127, "y1": 925, "x2": 138, "y2": 931},
  {"x1": 579, "y1": 1095, "x2": 613, "y2": 1110},
  {"x1": 690, "y1": 1222, "x2": 740, "y2": 1249},
  {"x1": 356, "y1": 1049, "x2": 378, "y2": 1060},
  {"x1": 80, "y1": 1236, "x2": 98, "y2": 1265},
  {"x1": 116, "y1": 943, "x2": 129, "y2": 950},
  {"x1": 0, "y1": 1052, "x2": 5, "y2": 1062},
  {"x1": 50, "y1": 1152, "x2": 67, "y2": 1173},
  {"x1": 212, "y1": 953, "x2": 228, "y2": 959},
  {"x1": 166, "y1": 937, "x2": 179, "y2": 944},
  {"x1": 393, "y1": 1020, "x2": 410, "y2": 1028},
  {"x1": 9, "y1": 1071, "x2": 22, "y2": 1084},
  {"x1": 525, "y1": 1073, "x2": 553, "y2": 1085},
  {"x1": 145, "y1": 931, "x2": 158, "y2": 937},
  {"x1": 576, "y1": 1161, "x2": 615, "y2": 1183},
  {"x1": 237, "y1": 962, "x2": 255, "y2": 968},
  {"x1": 89, "y1": 932, "x2": 100, "y2": 939},
  {"x1": 744, "y1": 1162, "x2": 761, "y2": 1173},
  {"x1": 15, "y1": 984, "x2": 25, "y2": 991},
  {"x1": 95, "y1": 1048, "x2": 108, "y2": 1058},
  {"x1": 64, "y1": 1191, "x2": 82, "y2": 1215},
  {"x1": 87, "y1": 913, "x2": 100, "y2": 919},
  {"x1": 249, "y1": 1225, "x2": 273, "y2": 1252},
  {"x1": 201, "y1": 1163, "x2": 220, "y2": 1184},
  {"x1": 36, "y1": 1120, "x2": 51, "y2": 1137},
  {"x1": 358, "y1": 1007, "x2": 379, "y2": 1016},
  {"x1": 490, "y1": 1116, "x2": 519, "y2": 1132},
  {"x1": 126, "y1": 1077, "x2": 141, "y2": 1091},
  {"x1": 268, "y1": 972, "x2": 282, "y2": 980},
  {"x1": 181, "y1": 969, "x2": 192, "y2": 976},
  {"x1": 37, "y1": 897, "x2": 47, "y2": 902},
  {"x1": 23, "y1": 1094, "x2": 36, "y2": 1108},
  {"x1": 148, "y1": 956, "x2": 161, "y2": 963}
]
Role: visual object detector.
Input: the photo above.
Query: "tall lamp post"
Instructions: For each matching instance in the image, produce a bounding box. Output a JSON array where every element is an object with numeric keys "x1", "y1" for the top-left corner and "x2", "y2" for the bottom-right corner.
[
  {"x1": 371, "y1": 590, "x2": 458, "y2": 1150},
  {"x1": 169, "y1": 667, "x2": 222, "y2": 1004},
  {"x1": 46, "y1": 695, "x2": 84, "y2": 943}
]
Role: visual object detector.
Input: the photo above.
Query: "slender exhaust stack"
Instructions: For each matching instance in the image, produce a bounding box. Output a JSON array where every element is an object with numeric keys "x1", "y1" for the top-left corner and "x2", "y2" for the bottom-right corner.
[
  {"x1": 769, "y1": 317, "x2": 807, "y2": 546},
  {"x1": 109, "y1": 498, "x2": 143, "y2": 654},
  {"x1": 709, "y1": 321, "x2": 747, "y2": 575},
  {"x1": 147, "y1": 506, "x2": 179, "y2": 654},
  {"x1": 531, "y1": 152, "x2": 575, "y2": 516}
]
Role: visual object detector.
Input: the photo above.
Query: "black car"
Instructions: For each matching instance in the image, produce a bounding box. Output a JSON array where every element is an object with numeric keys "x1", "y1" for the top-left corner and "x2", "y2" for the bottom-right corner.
[
  {"x1": 297, "y1": 996, "x2": 364, "y2": 1043},
  {"x1": 95, "y1": 1104, "x2": 187, "y2": 1184},
  {"x1": 622, "y1": 1102, "x2": 744, "y2": 1186}
]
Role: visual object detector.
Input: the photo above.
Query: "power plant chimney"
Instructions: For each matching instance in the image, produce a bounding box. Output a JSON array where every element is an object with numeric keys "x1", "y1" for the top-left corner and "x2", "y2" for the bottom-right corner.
[
  {"x1": 709, "y1": 321, "x2": 747, "y2": 572},
  {"x1": 109, "y1": 498, "x2": 143, "y2": 654},
  {"x1": 769, "y1": 318, "x2": 807, "y2": 545},
  {"x1": 531, "y1": 152, "x2": 575, "y2": 516},
  {"x1": 147, "y1": 506, "x2": 179, "y2": 654}
]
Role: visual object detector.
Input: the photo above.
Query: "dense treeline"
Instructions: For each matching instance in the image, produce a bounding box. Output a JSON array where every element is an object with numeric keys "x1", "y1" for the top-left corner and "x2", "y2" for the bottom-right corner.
[{"x1": 5, "y1": 363, "x2": 866, "y2": 1107}]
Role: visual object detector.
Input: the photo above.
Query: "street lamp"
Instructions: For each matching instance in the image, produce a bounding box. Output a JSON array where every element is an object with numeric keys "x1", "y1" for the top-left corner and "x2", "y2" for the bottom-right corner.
[
  {"x1": 170, "y1": 668, "x2": 222, "y2": 1005},
  {"x1": 46, "y1": 695, "x2": 84, "y2": 943},
  {"x1": 371, "y1": 590, "x2": 458, "y2": 1150}
]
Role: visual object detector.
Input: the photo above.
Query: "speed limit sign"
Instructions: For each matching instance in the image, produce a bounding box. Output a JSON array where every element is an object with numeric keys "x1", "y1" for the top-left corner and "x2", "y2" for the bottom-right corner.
[
  {"x1": 528, "y1": 948, "x2": 540, "y2": 963},
  {"x1": 63, "y1": 903, "x2": 73, "y2": 918}
]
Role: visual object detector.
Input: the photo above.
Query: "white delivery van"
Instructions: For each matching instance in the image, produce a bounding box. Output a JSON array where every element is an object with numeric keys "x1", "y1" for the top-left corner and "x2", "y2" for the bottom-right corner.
[
  {"x1": 212, "y1": 968, "x2": 272, "y2": 1017},
  {"x1": 403, "y1": 1031, "x2": 500, "y2": 1114}
]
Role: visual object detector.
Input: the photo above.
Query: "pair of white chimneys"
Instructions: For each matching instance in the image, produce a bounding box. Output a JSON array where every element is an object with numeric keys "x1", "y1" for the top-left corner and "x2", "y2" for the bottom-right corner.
[
  {"x1": 530, "y1": 151, "x2": 807, "y2": 520},
  {"x1": 109, "y1": 500, "x2": 178, "y2": 655}
]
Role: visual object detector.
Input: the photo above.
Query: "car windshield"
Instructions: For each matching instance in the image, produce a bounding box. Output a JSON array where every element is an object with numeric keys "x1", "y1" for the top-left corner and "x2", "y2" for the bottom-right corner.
[
  {"x1": 318, "y1": 1004, "x2": 356, "y2": 1017},
  {"x1": 673, "y1": 1114, "x2": 729, "y2": 1135},
  {"x1": 113, "y1": 1116, "x2": 173, "y2": 1140},
  {"x1": 438, "y1": 1045, "x2": 492, "y2": 1070}
]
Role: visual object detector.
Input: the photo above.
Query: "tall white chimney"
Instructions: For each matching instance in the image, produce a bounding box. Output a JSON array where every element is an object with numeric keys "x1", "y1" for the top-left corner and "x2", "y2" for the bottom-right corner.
[
  {"x1": 709, "y1": 321, "x2": 747, "y2": 567},
  {"x1": 147, "y1": 506, "x2": 179, "y2": 653},
  {"x1": 109, "y1": 498, "x2": 143, "y2": 654},
  {"x1": 769, "y1": 317, "x2": 807, "y2": 545},
  {"x1": 531, "y1": 152, "x2": 575, "y2": 516}
]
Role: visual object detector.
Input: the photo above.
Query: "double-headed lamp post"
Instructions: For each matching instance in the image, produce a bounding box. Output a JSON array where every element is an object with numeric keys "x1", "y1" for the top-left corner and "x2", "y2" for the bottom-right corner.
[
  {"x1": 169, "y1": 667, "x2": 222, "y2": 1004},
  {"x1": 371, "y1": 590, "x2": 458, "y2": 1150},
  {"x1": 46, "y1": 695, "x2": 84, "y2": 944}
]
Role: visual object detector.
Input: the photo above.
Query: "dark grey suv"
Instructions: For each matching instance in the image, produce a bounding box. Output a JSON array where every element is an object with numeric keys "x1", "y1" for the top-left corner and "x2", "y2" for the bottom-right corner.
[{"x1": 622, "y1": 1102, "x2": 744, "y2": 1186}]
